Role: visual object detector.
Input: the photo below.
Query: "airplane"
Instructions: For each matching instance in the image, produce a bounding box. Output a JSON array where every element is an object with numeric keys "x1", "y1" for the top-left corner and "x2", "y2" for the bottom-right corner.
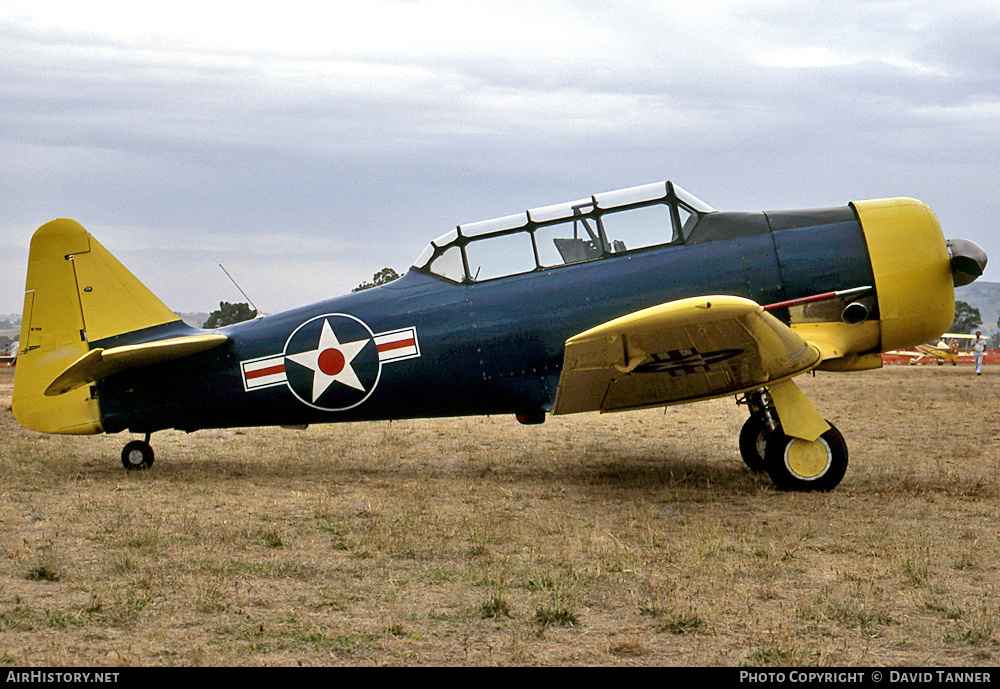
[
  {"x1": 883, "y1": 333, "x2": 988, "y2": 365},
  {"x1": 1, "y1": 341, "x2": 17, "y2": 367},
  {"x1": 10, "y1": 180, "x2": 988, "y2": 491}
]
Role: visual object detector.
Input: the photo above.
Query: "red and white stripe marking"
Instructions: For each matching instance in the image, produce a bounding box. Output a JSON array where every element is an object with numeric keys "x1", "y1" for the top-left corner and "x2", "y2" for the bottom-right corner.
[
  {"x1": 374, "y1": 327, "x2": 419, "y2": 362},
  {"x1": 241, "y1": 355, "x2": 286, "y2": 391},
  {"x1": 240, "y1": 325, "x2": 420, "y2": 391}
]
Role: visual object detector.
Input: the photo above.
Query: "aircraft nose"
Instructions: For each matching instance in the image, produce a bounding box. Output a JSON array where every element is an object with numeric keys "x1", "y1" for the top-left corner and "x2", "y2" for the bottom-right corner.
[{"x1": 947, "y1": 238, "x2": 988, "y2": 287}]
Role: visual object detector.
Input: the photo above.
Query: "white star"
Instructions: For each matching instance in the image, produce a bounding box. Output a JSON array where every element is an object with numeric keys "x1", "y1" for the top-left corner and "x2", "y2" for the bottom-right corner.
[{"x1": 285, "y1": 319, "x2": 370, "y2": 402}]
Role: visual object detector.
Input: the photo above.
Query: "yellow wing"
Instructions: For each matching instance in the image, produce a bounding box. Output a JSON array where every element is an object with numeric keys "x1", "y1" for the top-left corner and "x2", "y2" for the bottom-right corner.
[{"x1": 553, "y1": 295, "x2": 830, "y2": 440}]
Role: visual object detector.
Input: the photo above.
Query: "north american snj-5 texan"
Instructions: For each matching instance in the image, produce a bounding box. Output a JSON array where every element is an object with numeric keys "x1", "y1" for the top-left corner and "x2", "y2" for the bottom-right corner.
[{"x1": 11, "y1": 180, "x2": 987, "y2": 491}]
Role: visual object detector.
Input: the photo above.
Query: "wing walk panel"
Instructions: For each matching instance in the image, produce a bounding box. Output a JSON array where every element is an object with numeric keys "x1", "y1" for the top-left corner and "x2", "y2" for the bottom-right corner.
[{"x1": 553, "y1": 296, "x2": 821, "y2": 416}]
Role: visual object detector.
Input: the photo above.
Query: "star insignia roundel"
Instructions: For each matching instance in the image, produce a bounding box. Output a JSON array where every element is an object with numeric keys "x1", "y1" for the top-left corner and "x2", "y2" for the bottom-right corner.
[{"x1": 282, "y1": 314, "x2": 381, "y2": 411}]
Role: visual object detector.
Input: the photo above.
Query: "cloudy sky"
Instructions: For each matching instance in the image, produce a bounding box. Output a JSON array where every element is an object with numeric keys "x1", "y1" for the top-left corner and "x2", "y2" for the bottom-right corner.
[{"x1": 2, "y1": 1, "x2": 998, "y2": 316}]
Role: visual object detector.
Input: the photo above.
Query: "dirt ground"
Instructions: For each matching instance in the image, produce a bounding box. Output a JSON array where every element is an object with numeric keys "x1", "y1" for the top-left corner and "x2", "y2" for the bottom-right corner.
[{"x1": 1, "y1": 364, "x2": 998, "y2": 667}]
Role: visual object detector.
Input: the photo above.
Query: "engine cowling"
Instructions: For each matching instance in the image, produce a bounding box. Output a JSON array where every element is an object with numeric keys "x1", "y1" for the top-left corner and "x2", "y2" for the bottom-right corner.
[{"x1": 851, "y1": 198, "x2": 986, "y2": 353}]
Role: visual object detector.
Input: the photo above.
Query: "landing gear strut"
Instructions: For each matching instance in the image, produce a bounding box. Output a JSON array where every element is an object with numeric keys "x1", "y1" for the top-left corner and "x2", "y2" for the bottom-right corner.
[
  {"x1": 738, "y1": 387, "x2": 848, "y2": 491},
  {"x1": 121, "y1": 434, "x2": 154, "y2": 470}
]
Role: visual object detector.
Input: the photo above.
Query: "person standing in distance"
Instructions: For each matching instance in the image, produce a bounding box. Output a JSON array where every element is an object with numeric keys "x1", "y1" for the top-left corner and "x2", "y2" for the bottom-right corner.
[{"x1": 972, "y1": 331, "x2": 986, "y2": 376}]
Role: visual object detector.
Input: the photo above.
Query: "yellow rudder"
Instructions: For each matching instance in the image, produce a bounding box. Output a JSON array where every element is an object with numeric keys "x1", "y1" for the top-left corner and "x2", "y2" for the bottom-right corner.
[{"x1": 12, "y1": 219, "x2": 180, "y2": 434}]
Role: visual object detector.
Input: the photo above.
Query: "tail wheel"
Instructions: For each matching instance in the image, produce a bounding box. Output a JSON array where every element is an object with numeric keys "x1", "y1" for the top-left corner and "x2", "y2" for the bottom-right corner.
[
  {"x1": 738, "y1": 413, "x2": 770, "y2": 473},
  {"x1": 121, "y1": 440, "x2": 154, "y2": 470},
  {"x1": 763, "y1": 422, "x2": 848, "y2": 491}
]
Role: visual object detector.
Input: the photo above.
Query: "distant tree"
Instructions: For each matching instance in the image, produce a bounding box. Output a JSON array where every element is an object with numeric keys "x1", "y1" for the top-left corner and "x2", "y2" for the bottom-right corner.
[
  {"x1": 203, "y1": 302, "x2": 256, "y2": 329},
  {"x1": 352, "y1": 267, "x2": 401, "y2": 292},
  {"x1": 950, "y1": 300, "x2": 982, "y2": 334}
]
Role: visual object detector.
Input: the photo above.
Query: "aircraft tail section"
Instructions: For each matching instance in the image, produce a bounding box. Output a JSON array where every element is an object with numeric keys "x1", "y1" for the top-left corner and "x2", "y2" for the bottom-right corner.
[{"x1": 13, "y1": 219, "x2": 181, "y2": 434}]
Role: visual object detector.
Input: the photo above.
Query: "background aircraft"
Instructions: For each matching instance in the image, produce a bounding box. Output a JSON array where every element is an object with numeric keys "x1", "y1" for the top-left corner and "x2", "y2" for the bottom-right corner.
[
  {"x1": 1, "y1": 341, "x2": 16, "y2": 367},
  {"x1": 10, "y1": 180, "x2": 987, "y2": 490},
  {"x1": 882, "y1": 333, "x2": 997, "y2": 365}
]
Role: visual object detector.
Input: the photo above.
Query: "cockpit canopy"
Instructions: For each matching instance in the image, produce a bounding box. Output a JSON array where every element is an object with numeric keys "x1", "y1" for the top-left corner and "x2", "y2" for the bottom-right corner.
[{"x1": 413, "y1": 181, "x2": 716, "y2": 283}]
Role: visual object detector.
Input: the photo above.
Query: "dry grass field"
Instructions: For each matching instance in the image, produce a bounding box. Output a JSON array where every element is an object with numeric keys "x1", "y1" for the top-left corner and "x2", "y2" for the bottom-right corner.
[{"x1": 1, "y1": 364, "x2": 998, "y2": 667}]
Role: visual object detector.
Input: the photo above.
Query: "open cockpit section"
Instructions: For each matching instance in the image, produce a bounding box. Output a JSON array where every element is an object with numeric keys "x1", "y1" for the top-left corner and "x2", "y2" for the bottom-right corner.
[{"x1": 412, "y1": 181, "x2": 716, "y2": 283}]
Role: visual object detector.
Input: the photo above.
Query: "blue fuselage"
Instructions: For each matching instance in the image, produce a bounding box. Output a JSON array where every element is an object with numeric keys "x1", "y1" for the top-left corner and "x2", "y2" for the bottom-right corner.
[{"x1": 95, "y1": 207, "x2": 874, "y2": 434}]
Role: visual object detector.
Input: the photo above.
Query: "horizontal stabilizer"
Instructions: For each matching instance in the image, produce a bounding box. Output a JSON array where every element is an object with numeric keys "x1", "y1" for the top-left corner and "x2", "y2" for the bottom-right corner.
[
  {"x1": 553, "y1": 295, "x2": 821, "y2": 415},
  {"x1": 45, "y1": 333, "x2": 229, "y2": 396}
]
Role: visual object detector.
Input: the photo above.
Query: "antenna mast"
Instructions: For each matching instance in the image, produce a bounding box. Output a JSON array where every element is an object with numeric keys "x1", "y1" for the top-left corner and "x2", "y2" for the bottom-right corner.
[{"x1": 219, "y1": 264, "x2": 262, "y2": 316}]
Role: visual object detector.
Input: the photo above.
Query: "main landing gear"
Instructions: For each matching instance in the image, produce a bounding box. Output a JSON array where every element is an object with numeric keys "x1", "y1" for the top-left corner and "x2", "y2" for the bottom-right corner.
[
  {"x1": 121, "y1": 434, "x2": 154, "y2": 470},
  {"x1": 738, "y1": 388, "x2": 848, "y2": 491}
]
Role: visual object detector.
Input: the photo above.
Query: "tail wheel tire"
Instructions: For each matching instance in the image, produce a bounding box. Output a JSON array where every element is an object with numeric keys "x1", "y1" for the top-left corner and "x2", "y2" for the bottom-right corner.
[
  {"x1": 121, "y1": 440, "x2": 154, "y2": 470},
  {"x1": 763, "y1": 422, "x2": 848, "y2": 492},
  {"x1": 738, "y1": 413, "x2": 770, "y2": 473}
]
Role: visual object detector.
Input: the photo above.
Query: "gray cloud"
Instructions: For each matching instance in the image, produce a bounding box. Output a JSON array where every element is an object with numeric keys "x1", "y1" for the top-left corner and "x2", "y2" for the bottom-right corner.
[{"x1": 2, "y1": 2, "x2": 998, "y2": 314}]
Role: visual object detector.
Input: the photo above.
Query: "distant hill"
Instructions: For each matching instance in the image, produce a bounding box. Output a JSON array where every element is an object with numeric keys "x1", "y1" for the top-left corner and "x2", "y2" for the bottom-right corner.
[{"x1": 955, "y1": 281, "x2": 999, "y2": 335}]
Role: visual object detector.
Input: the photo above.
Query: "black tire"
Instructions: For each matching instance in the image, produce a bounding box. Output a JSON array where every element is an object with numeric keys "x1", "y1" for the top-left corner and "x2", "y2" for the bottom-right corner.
[
  {"x1": 763, "y1": 422, "x2": 848, "y2": 491},
  {"x1": 738, "y1": 413, "x2": 770, "y2": 473},
  {"x1": 121, "y1": 440, "x2": 154, "y2": 470}
]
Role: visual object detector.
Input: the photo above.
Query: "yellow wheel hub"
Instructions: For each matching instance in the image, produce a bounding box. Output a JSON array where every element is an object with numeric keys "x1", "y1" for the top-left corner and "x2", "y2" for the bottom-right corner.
[{"x1": 784, "y1": 438, "x2": 831, "y2": 480}]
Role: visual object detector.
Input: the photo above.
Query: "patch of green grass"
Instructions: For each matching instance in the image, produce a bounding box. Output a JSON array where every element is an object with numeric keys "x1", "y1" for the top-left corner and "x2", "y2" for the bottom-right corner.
[
  {"x1": 383, "y1": 623, "x2": 407, "y2": 637},
  {"x1": 657, "y1": 611, "x2": 704, "y2": 635},
  {"x1": 745, "y1": 644, "x2": 797, "y2": 666},
  {"x1": 128, "y1": 528, "x2": 163, "y2": 552},
  {"x1": 25, "y1": 563, "x2": 60, "y2": 582},
  {"x1": 234, "y1": 616, "x2": 376, "y2": 655},
  {"x1": 111, "y1": 554, "x2": 139, "y2": 575},
  {"x1": 945, "y1": 622, "x2": 994, "y2": 646},
  {"x1": 922, "y1": 600, "x2": 964, "y2": 620},
  {"x1": 0, "y1": 604, "x2": 98, "y2": 631},
  {"x1": 201, "y1": 559, "x2": 319, "y2": 580},
  {"x1": 535, "y1": 606, "x2": 579, "y2": 628},
  {"x1": 416, "y1": 567, "x2": 459, "y2": 584},
  {"x1": 524, "y1": 575, "x2": 555, "y2": 591},
  {"x1": 98, "y1": 591, "x2": 152, "y2": 627},
  {"x1": 953, "y1": 552, "x2": 979, "y2": 571},
  {"x1": 901, "y1": 558, "x2": 930, "y2": 586},
  {"x1": 480, "y1": 594, "x2": 512, "y2": 619},
  {"x1": 639, "y1": 604, "x2": 705, "y2": 634},
  {"x1": 825, "y1": 602, "x2": 895, "y2": 632},
  {"x1": 467, "y1": 544, "x2": 490, "y2": 558},
  {"x1": 262, "y1": 531, "x2": 285, "y2": 548}
]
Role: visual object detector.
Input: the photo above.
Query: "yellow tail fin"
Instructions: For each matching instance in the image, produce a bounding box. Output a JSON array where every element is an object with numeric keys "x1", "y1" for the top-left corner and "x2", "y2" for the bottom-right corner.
[{"x1": 13, "y1": 219, "x2": 180, "y2": 434}]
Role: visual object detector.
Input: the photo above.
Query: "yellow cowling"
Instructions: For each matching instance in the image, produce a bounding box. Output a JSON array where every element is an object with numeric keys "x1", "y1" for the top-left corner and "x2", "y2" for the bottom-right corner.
[{"x1": 851, "y1": 198, "x2": 955, "y2": 354}]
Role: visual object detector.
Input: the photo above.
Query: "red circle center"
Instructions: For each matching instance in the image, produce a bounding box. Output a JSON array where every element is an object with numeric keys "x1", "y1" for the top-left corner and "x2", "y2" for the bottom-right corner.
[{"x1": 318, "y1": 348, "x2": 346, "y2": 376}]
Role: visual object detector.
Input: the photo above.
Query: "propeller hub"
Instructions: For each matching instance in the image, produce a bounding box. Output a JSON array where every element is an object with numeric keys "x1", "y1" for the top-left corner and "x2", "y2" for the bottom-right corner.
[{"x1": 948, "y1": 238, "x2": 988, "y2": 287}]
